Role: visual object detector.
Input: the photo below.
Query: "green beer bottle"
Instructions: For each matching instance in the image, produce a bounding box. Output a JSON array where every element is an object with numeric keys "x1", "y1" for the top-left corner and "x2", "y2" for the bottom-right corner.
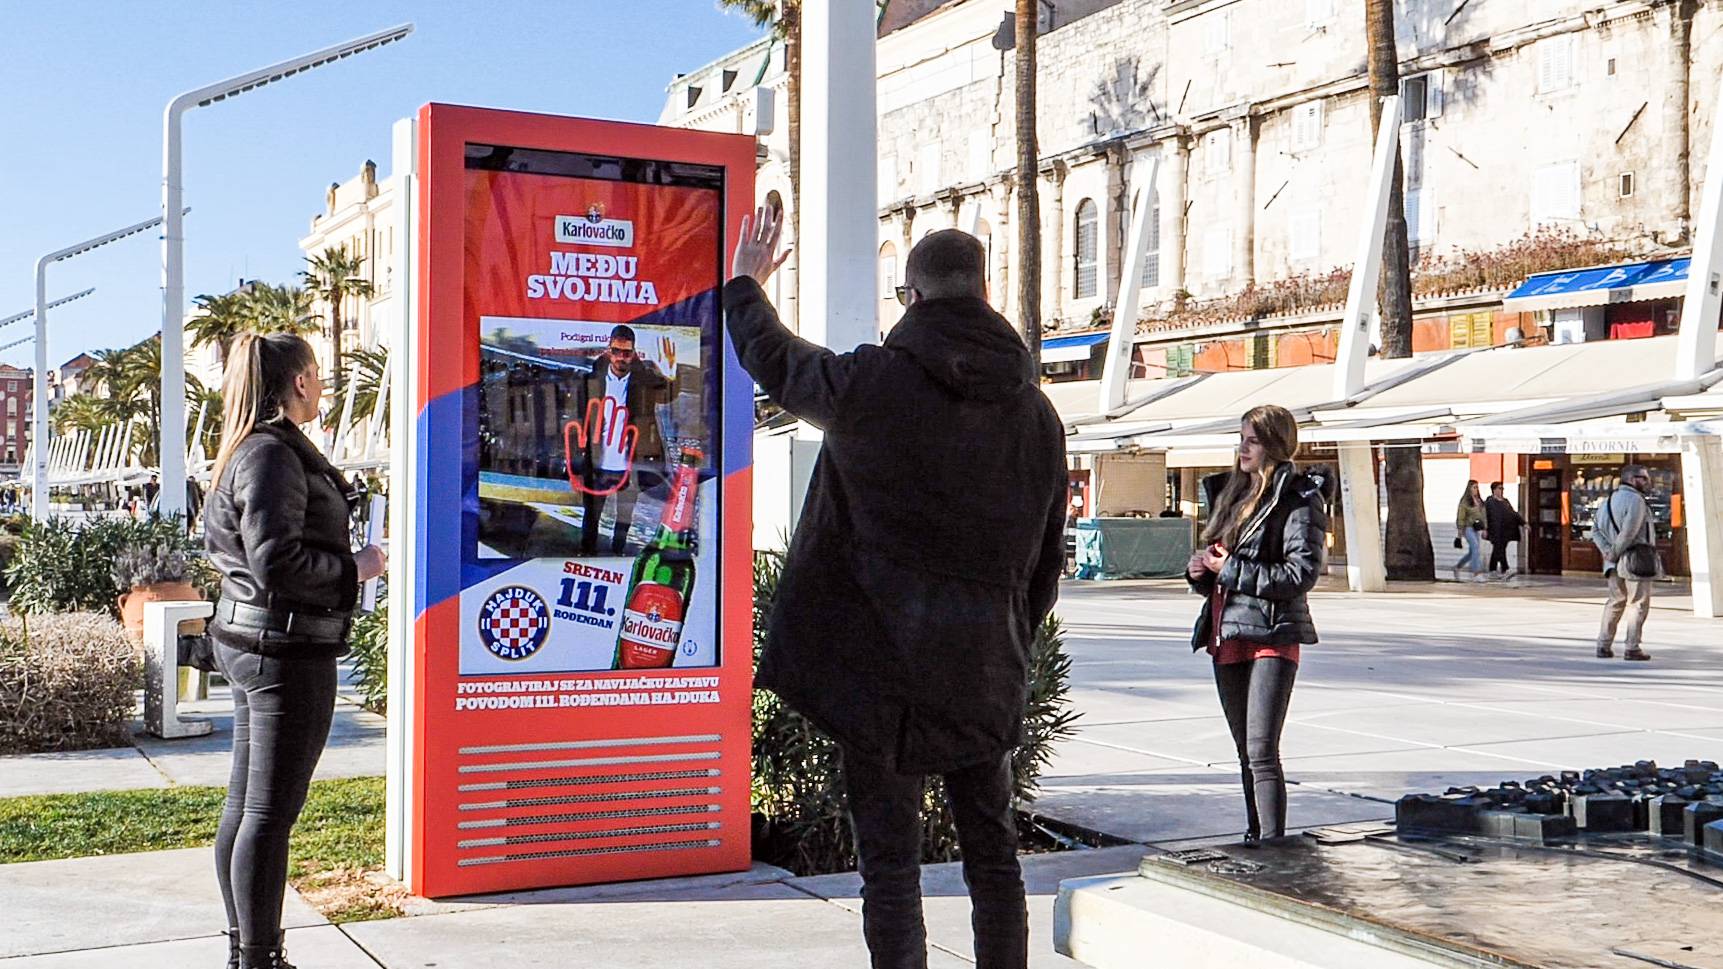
[{"x1": 612, "y1": 448, "x2": 702, "y2": 669}]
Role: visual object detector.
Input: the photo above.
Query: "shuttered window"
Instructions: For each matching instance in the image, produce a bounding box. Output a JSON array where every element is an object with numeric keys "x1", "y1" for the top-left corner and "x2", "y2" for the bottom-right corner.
[{"x1": 1075, "y1": 199, "x2": 1099, "y2": 299}]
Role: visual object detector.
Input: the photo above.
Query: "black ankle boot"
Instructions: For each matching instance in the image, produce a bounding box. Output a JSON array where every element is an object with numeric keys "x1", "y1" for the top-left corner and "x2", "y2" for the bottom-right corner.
[
  {"x1": 224, "y1": 929, "x2": 240, "y2": 969},
  {"x1": 238, "y1": 936, "x2": 297, "y2": 969}
]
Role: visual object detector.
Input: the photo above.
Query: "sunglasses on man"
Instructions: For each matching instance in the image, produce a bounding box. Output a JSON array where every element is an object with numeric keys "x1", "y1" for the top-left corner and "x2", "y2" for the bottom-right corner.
[{"x1": 894, "y1": 285, "x2": 915, "y2": 306}]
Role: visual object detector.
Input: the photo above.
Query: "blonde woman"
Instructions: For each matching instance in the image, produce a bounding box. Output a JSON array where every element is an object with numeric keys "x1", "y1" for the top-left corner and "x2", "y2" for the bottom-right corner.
[
  {"x1": 1454, "y1": 479, "x2": 1487, "y2": 582},
  {"x1": 203, "y1": 333, "x2": 386, "y2": 969},
  {"x1": 1186, "y1": 405, "x2": 1332, "y2": 842}
]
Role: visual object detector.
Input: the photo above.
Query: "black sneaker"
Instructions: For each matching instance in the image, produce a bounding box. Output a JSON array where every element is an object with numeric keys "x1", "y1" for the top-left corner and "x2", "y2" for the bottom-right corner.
[
  {"x1": 1624, "y1": 648, "x2": 1651, "y2": 661},
  {"x1": 1596, "y1": 645, "x2": 1615, "y2": 658}
]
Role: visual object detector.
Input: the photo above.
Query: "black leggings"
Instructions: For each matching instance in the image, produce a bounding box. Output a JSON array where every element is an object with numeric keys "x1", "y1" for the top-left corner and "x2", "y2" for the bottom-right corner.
[
  {"x1": 214, "y1": 641, "x2": 337, "y2": 952},
  {"x1": 1213, "y1": 657, "x2": 1298, "y2": 839}
]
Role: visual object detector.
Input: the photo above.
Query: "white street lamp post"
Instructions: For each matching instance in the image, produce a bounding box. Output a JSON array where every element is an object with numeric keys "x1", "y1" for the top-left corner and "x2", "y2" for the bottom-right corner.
[
  {"x1": 160, "y1": 23, "x2": 413, "y2": 518},
  {"x1": 33, "y1": 218, "x2": 165, "y2": 519},
  {"x1": 0, "y1": 288, "x2": 95, "y2": 329}
]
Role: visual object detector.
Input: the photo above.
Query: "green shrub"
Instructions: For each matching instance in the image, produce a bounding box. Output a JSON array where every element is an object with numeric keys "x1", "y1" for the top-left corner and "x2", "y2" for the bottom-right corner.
[
  {"x1": 6, "y1": 515, "x2": 199, "y2": 617},
  {"x1": 0, "y1": 532, "x2": 19, "y2": 592},
  {"x1": 750, "y1": 550, "x2": 1080, "y2": 876},
  {"x1": 348, "y1": 606, "x2": 389, "y2": 715},
  {"x1": 0, "y1": 612, "x2": 139, "y2": 754}
]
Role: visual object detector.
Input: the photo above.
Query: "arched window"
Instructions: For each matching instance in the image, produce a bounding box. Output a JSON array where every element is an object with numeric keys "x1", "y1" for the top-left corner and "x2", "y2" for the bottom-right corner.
[
  {"x1": 878, "y1": 241, "x2": 899, "y2": 303},
  {"x1": 1142, "y1": 188, "x2": 1161, "y2": 289},
  {"x1": 1074, "y1": 199, "x2": 1099, "y2": 299}
]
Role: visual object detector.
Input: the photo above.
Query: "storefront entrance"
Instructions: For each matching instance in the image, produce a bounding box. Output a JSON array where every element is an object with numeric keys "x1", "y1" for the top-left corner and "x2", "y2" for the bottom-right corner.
[{"x1": 1520, "y1": 453, "x2": 1687, "y2": 577}]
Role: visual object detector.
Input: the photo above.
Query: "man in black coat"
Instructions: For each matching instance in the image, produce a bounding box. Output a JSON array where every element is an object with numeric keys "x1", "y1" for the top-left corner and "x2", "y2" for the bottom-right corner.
[
  {"x1": 1483, "y1": 481, "x2": 1525, "y2": 576},
  {"x1": 726, "y1": 209, "x2": 1067, "y2": 969}
]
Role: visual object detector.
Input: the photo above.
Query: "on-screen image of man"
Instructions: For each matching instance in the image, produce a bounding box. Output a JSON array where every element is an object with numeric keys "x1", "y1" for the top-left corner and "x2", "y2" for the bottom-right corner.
[
  {"x1": 572, "y1": 324, "x2": 675, "y2": 556},
  {"x1": 725, "y1": 206, "x2": 1068, "y2": 969}
]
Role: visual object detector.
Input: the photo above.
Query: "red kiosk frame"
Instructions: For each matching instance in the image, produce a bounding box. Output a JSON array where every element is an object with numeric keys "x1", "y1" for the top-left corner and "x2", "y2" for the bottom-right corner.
[{"x1": 405, "y1": 103, "x2": 755, "y2": 898}]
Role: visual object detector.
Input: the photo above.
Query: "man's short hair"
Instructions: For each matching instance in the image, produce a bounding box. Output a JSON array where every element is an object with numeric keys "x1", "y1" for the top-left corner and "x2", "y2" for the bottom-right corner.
[
  {"x1": 609, "y1": 324, "x2": 636, "y2": 345},
  {"x1": 1490, "y1": 481, "x2": 1503, "y2": 491},
  {"x1": 1621, "y1": 463, "x2": 1649, "y2": 481},
  {"x1": 906, "y1": 229, "x2": 987, "y2": 300}
]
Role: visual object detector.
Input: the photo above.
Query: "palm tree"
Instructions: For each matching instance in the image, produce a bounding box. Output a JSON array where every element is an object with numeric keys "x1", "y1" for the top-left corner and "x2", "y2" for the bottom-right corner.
[
  {"x1": 244, "y1": 282, "x2": 321, "y2": 339},
  {"x1": 51, "y1": 393, "x2": 108, "y2": 435},
  {"x1": 302, "y1": 245, "x2": 375, "y2": 371},
  {"x1": 1366, "y1": 0, "x2": 1434, "y2": 580},
  {"x1": 188, "y1": 290, "x2": 250, "y2": 366},
  {"x1": 1016, "y1": 0, "x2": 1042, "y2": 370},
  {"x1": 324, "y1": 346, "x2": 389, "y2": 432}
]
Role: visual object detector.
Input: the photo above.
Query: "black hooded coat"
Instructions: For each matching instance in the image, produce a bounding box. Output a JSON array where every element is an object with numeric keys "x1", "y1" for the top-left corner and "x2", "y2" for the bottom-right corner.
[{"x1": 723, "y1": 277, "x2": 1068, "y2": 774}]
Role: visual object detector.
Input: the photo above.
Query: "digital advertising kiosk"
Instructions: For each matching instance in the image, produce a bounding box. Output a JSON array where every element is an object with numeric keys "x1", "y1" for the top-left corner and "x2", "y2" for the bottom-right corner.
[{"x1": 394, "y1": 103, "x2": 756, "y2": 898}]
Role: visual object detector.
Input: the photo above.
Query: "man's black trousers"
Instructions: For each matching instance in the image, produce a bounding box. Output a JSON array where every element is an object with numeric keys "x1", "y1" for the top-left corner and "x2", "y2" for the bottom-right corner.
[{"x1": 841, "y1": 748, "x2": 1028, "y2": 969}]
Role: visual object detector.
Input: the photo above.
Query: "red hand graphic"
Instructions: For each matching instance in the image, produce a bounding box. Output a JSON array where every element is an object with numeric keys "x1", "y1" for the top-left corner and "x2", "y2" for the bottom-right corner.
[{"x1": 565, "y1": 397, "x2": 639, "y2": 497}]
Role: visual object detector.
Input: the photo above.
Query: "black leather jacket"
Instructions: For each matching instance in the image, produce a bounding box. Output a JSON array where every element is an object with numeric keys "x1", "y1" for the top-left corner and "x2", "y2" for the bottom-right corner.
[
  {"x1": 1188, "y1": 463, "x2": 1334, "y2": 651},
  {"x1": 205, "y1": 420, "x2": 358, "y2": 657}
]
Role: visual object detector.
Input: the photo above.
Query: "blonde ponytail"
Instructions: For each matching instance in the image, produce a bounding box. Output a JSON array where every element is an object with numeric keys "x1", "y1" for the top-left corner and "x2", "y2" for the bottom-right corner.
[{"x1": 209, "y1": 333, "x2": 318, "y2": 489}]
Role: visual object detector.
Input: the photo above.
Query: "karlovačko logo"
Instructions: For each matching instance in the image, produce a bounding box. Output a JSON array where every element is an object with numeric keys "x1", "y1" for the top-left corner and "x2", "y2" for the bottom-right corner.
[
  {"x1": 477, "y1": 585, "x2": 553, "y2": 661},
  {"x1": 555, "y1": 205, "x2": 634, "y2": 248}
]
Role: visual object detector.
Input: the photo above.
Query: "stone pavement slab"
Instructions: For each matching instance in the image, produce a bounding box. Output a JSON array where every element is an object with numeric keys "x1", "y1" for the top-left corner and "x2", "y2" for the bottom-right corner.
[
  {"x1": 129, "y1": 695, "x2": 385, "y2": 788},
  {"x1": 0, "y1": 747, "x2": 167, "y2": 798},
  {"x1": 1456, "y1": 731, "x2": 1721, "y2": 770},
  {"x1": 1031, "y1": 767, "x2": 1393, "y2": 845},
  {"x1": 398, "y1": 861, "x2": 795, "y2": 917},
  {"x1": 0, "y1": 847, "x2": 325, "y2": 959},
  {"x1": 788, "y1": 845, "x2": 1150, "y2": 969},
  {"x1": 1278, "y1": 746, "x2": 1564, "y2": 800},
  {"x1": 1035, "y1": 578, "x2": 1723, "y2": 844},
  {"x1": 0, "y1": 925, "x2": 374, "y2": 969},
  {"x1": 344, "y1": 882, "x2": 972, "y2": 969}
]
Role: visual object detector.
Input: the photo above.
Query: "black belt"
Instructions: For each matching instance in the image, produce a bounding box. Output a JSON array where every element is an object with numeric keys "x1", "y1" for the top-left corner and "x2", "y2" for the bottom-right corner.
[{"x1": 216, "y1": 599, "x2": 350, "y2": 640}]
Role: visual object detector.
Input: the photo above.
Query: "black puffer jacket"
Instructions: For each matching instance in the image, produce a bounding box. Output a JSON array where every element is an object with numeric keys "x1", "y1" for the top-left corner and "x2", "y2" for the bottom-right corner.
[
  {"x1": 1188, "y1": 463, "x2": 1334, "y2": 651},
  {"x1": 204, "y1": 420, "x2": 359, "y2": 657}
]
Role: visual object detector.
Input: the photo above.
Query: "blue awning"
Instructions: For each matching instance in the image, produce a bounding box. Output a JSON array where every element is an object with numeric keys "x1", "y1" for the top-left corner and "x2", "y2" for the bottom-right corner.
[
  {"x1": 1043, "y1": 332, "x2": 1110, "y2": 350},
  {"x1": 1502, "y1": 258, "x2": 1690, "y2": 312},
  {"x1": 1042, "y1": 331, "x2": 1109, "y2": 365}
]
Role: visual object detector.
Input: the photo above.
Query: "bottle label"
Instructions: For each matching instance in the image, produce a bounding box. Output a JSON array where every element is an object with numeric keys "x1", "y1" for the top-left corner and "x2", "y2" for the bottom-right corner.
[
  {"x1": 617, "y1": 583, "x2": 685, "y2": 668},
  {"x1": 662, "y1": 463, "x2": 699, "y2": 534}
]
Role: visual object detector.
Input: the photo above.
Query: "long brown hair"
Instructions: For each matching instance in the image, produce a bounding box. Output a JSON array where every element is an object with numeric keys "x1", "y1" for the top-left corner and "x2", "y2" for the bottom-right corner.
[
  {"x1": 1202, "y1": 404, "x2": 1300, "y2": 549},
  {"x1": 209, "y1": 333, "x2": 319, "y2": 488}
]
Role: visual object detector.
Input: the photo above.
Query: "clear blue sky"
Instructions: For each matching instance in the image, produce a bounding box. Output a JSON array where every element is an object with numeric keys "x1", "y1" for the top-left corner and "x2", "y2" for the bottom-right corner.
[{"x1": 0, "y1": 1, "x2": 766, "y2": 372}]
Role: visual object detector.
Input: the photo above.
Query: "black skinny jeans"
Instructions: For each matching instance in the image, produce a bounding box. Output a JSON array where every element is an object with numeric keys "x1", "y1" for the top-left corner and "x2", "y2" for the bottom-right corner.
[
  {"x1": 1489, "y1": 541, "x2": 1513, "y2": 573},
  {"x1": 1213, "y1": 656, "x2": 1298, "y2": 839},
  {"x1": 214, "y1": 641, "x2": 338, "y2": 950},
  {"x1": 841, "y1": 749, "x2": 1028, "y2": 969}
]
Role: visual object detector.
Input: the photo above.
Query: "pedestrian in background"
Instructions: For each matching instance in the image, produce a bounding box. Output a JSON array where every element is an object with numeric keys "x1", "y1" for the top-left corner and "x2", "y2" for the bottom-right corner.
[
  {"x1": 1592, "y1": 463, "x2": 1658, "y2": 661},
  {"x1": 203, "y1": 333, "x2": 387, "y2": 969},
  {"x1": 1453, "y1": 480, "x2": 1487, "y2": 582},
  {"x1": 1483, "y1": 481, "x2": 1525, "y2": 578},
  {"x1": 726, "y1": 208, "x2": 1067, "y2": 969},
  {"x1": 1186, "y1": 404, "x2": 1332, "y2": 844}
]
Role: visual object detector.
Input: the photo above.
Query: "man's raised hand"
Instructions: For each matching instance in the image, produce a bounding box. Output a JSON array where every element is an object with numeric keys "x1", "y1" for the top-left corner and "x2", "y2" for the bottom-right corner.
[{"x1": 730, "y1": 204, "x2": 789, "y2": 286}]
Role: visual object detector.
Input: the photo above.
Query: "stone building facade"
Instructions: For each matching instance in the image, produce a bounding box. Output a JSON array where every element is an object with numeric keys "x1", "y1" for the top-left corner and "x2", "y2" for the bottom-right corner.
[{"x1": 664, "y1": 0, "x2": 1723, "y2": 351}]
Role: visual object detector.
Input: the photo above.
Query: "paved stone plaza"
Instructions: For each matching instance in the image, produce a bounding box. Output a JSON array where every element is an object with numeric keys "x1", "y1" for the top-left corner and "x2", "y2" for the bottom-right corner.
[{"x1": 2, "y1": 576, "x2": 1719, "y2": 966}]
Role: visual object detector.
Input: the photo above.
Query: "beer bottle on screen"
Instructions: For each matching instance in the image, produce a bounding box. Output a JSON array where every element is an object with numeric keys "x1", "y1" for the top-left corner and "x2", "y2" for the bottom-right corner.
[{"x1": 612, "y1": 448, "x2": 702, "y2": 669}]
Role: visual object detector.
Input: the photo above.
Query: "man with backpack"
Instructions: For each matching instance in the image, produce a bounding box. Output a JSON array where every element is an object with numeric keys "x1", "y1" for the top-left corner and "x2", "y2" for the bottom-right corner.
[{"x1": 1592, "y1": 464, "x2": 1658, "y2": 661}]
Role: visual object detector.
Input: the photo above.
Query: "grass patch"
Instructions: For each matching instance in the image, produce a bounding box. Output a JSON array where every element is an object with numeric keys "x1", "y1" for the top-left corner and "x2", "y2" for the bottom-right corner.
[{"x1": 0, "y1": 776, "x2": 401, "y2": 922}]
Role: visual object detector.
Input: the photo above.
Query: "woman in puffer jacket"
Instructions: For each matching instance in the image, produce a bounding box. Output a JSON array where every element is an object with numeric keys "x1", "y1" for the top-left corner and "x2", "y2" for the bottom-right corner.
[
  {"x1": 1186, "y1": 404, "x2": 1332, "y2": 843},
  {"x1": 203, "y1": 333, "x2": 387, "y2": 969}
]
